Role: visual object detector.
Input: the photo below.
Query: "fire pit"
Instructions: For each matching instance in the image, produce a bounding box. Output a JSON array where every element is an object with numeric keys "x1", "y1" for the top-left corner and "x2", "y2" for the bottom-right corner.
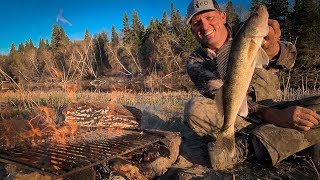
[
  {"x1": 0, "y1": 129, "x2": 161, "y2": 177},
  {"x1": 0, "y1": 129, "x2": 181, "y2": 179},
  {"x1": 0, "y1": 103, "x2": 182, "y2": 179}
]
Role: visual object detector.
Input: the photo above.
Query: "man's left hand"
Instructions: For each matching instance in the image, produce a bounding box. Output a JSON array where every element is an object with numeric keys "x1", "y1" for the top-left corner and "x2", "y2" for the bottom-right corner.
[
  {"x1": 263, "y1": 106, "x2": 320, "y2": 131},
  {"x1": 262, "y1": 19, "x2": 281, "y2": 59}
]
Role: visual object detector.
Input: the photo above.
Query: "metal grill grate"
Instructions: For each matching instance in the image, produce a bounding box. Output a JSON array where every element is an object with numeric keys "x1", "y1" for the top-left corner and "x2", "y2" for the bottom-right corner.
[{"x1": 0, "y1": 130, "x2": 164, "y2": 178}]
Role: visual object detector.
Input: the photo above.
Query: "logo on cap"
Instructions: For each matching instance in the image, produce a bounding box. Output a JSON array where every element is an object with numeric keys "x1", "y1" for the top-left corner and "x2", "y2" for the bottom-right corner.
[{"x1": 195, "y1": 0, "x2": 209, "y2": 8}]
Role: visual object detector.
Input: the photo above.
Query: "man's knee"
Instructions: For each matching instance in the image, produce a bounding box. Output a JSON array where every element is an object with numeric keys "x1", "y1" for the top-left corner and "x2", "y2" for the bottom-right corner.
[{"x1": 184, "y1": 97, "x2": 223, "y2": 137}]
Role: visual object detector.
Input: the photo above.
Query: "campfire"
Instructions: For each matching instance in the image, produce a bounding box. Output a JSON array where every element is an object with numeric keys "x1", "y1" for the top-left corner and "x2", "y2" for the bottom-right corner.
[{"x1": 0, "y1": 89, "x2": 181, "y2": 179}]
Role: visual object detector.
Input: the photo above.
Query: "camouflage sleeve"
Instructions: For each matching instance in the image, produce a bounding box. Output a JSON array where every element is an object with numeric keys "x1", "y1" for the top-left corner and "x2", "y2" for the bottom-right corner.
[
  {"x1": 246, "y1": 100, "x2": 269, "y2": 124},
  {"x1": 186, "y1": 56, "x2": 223, "y2": 99},
  {"x1": 269, "y1": 41, "x2": 297, "y2": 69}
]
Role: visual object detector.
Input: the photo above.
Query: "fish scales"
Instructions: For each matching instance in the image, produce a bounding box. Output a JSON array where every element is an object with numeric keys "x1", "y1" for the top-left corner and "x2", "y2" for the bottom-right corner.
[
  {"x1": 209, "y1": 6, "x2": 270, "y2": 170},
  {"x1": 220, "y1": 5, "x2": 269, "y2": 133}
]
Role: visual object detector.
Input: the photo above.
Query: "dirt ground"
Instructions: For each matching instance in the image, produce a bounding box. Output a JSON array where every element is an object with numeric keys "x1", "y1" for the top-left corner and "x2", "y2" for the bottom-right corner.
[
  {"x1": 140, "y1": 110, "x2": 320, "y2": 180},
  {"x1": 0, "y1": 102, "x2": 319, "y2": 179},
  {"x1": 158, "y1": 122, "x2": 320, "y2": 179}
]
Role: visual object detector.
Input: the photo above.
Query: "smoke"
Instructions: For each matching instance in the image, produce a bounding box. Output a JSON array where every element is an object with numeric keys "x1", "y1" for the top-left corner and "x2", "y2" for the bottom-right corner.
[{"x1": 56, "y1": 8, "x2": 72, "y2": 26}]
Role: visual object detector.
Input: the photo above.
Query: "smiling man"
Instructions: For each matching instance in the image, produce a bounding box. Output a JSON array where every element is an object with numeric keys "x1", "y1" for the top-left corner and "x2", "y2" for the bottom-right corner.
[{"x1": 184, "y1": 0, "x2": 320, "y2": 170}]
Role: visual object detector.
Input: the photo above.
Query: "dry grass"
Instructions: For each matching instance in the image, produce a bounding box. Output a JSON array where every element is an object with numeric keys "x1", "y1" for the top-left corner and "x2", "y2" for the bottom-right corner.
[
  {"x1": 1, "y1": 75, "x2": 319, "y2": 131},
  {"x1": 280, "y1": 72, "x2": 320, "y2": 101},
  {"x1": 0, "y1": 90, "x2": 201, "y2": 131}
]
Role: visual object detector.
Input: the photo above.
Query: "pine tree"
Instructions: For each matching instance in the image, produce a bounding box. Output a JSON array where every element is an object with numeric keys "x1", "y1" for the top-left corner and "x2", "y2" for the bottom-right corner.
[
  {"x1": 51, "y1": 24, "x2": 60, "y2": 50},
  {"x1": 140, "y1": 18, "x2": 159, "y2": 74},
  {"x1": 266, "y1": 0, "x2": 289, "y2": 20},
  {"x1": 9, "y1": 43, "x2": 16, "y2": 55},
  {"x1": 59, "y1": 25, "x2": 70, "y2": 46},
  {"x1": 291, "y1": 0, "x2": 320, "y2": 67},
  {"x1": 25, "y1": 39, "x2": 35, "y2": 50},
  {"x1": 94, "y1": 31, "x2": 111, "y2": 74},
  {"x1": 265, "y1": 0, "x2": 289, "y2": 39},
  {"x1": 18, "y1": 43, "x2": 25, "y2": 53},
  {"x1": 38, "y1": 38, "x2": 46, "y2": 50},
  {"x1": 84, "y1": 29, "x2": 91, "y2": 42},
  {"x1": 111, "y1": 25, "x2": 120, "y2": 47},
  {"x1": 131, "y1": 10, "x2": 144, "y2": 49},
  {"x1": 45, "y1": 39, "x2": 50, "y2": 49},
  {"x1": 225, "y1": 1, "x2": 240, "y2": 28},
  {"x1": 170, "y1": 3, "x2": 183, "y2": 35},
  {"x1": 160, "y1": 11, "x2": 169, "y2": 33},
  {"x1": 182, "y1": 24, "x2": 198, "y2": 57},
  {"x1": 51, "y1": 25, "x2": 71, "y2": 77},
  {"x1": 122, "y1": 12, "x2": 132, "y2": 44},
  {"x1": 37, "y1": 38, "x2": 53, "y2": 81}
]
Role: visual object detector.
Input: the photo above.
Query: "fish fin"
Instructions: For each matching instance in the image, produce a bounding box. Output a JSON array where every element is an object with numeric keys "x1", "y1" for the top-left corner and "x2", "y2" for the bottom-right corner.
[
  {"x1": 237, "y1": 96, "x2": 249, "y2": 117},
  {"x1": 254, "y1": 47, "x2": 269, "y2": 68}
]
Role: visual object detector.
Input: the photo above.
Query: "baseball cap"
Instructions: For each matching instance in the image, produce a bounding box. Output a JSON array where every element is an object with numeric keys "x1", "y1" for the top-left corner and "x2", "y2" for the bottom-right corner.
[{"x1": 186, "y1": 0, "x2": 221, "y2": 24}]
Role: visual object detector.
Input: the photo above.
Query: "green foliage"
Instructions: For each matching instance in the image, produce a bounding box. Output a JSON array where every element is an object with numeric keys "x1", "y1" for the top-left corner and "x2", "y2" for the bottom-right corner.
[
  {"x1": 122, "y1": 12, "x2": 132, "y2": 44},
  {"x1": 225, "y1": 1, "x2": 240, "y2": 28},
  {"x1": 84, "y1": 29, "x2": 91, "y2": 42},
  {"x1": 18, "y1": 43, "x2": 25, "y2": 52},
  {"x1": 182, "y1": 24, "x2": 198, "y2": 57},
  {"x1": 131, "y1": 10, "x2": 144, "y2": 50},
  {"x1": 161, "y1": 11, "x2": 169, "y2": 33},
  {"x1": 94, "y1": 31, "x2": 111, "y2": 75},
  {"x1": 111, "y1": 25, "x2": 120, "y2": 47},
  {"x1": 266, "y1": 0, "x2": 289, "y2": 20},
  {"x1": 266, "y1": 0, "x2": 289, "y2": 39},
  {"x1": 170, "y1": 3, "x2": 183, "y2": 35},
  {"x1": 290, "y1": 0, "x2": 320, "y2": 67},
  {"x1": 8, "y1": 2, "x2": 319, "y2": 84},
  {"x1": 9, "y1": 43, "x2": 16, "y2": 55},
  {"x1": 51, "y1": 24, "x2": 60, "y2": 50}
]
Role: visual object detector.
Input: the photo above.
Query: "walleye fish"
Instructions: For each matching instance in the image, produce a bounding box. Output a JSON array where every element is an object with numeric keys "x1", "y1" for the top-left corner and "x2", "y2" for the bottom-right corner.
[{"x1": 209, "y1": 5, "x2": 270, "y2": 170}]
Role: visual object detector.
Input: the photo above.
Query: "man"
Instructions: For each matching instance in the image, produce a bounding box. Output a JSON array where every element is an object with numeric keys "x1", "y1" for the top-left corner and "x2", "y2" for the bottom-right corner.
[{"x1": 184, "y1": 0, "x2": 320, "y2": 170}]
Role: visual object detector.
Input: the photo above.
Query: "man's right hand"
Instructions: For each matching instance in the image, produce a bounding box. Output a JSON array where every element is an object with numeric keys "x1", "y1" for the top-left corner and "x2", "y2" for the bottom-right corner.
[
  {"x1": 262, "y1": 19, "x2": 281, "y2": 59},
  {"x1": 263, "y1": 106, "x2": 320, "y2": 131}
]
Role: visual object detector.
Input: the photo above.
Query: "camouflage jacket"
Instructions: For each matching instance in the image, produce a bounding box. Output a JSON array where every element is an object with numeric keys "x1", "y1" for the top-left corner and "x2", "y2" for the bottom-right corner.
[{"x1": 186, "y1": 26, "x2": 297, "y2": 116}]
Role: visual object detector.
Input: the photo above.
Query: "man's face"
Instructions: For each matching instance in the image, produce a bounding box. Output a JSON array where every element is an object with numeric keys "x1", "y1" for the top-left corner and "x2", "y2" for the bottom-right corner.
[{"x1": 190, "y1": 10, "x2": 227, "y2": 50}]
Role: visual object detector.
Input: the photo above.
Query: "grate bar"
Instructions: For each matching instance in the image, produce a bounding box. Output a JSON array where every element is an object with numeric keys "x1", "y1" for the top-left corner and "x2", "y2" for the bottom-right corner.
[{"x1": 0, "y1": 130, "x2": 164, "y2": 178}]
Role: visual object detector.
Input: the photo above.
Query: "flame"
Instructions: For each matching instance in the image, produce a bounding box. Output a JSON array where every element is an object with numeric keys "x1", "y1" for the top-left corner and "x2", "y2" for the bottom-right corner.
[
  {"x1": 51, "y1": 119, "x2": 77, "y2": 144},
  {"x1": 64, "y1": 83, "x2": 77, "y2": 102},
  {"x1": 12, "y1": 106, "x2": 79, "y2": 146},
  {"x1": 23, "y1": 116, "x2": 44, "y2": 146}
]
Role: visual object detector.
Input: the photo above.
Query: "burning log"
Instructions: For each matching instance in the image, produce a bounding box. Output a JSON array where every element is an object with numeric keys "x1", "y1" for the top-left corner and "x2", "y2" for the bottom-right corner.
[
  {"x1": 0, "y1": 102, "x2": 142, "y2": 148},
  {"x1": 0, "y1": 100, "x2": 181, "y2": 179},
  {"x1": 63, "y1": 102, "x2": 141, "y2": 129}
]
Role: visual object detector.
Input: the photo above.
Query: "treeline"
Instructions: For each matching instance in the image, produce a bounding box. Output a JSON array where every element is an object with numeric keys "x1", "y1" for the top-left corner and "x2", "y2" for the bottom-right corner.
[
  {"x1": 0, "y1": 1, "x2": 319, "y2": 85},
  {"x1": 0, "y1": 3, "x2": 197, "y2": 85}
]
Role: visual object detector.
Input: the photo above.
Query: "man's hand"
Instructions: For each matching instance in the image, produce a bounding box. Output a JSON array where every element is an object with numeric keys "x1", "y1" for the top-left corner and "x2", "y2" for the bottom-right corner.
[
  {"x1": 262, "y1": 19, "x2": 281, "y2": 59},
  {"x1": 263, "y1": 106, "x2": 320, "y2": 131}
]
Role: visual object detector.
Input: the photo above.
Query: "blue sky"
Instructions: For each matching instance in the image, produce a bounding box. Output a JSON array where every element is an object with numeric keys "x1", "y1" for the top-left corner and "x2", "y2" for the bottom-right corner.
[{"x1": 0, "y1": 0, "x2": 251, "y2": 55}]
